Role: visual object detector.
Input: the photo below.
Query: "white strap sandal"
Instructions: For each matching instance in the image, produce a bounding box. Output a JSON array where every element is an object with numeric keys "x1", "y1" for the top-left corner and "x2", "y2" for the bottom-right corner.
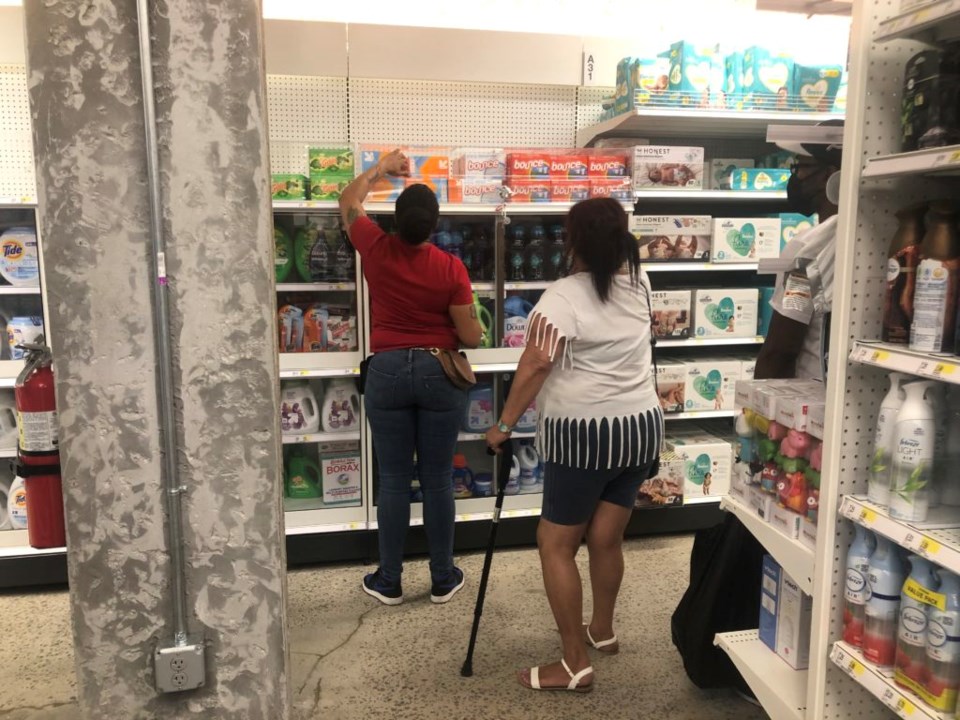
[
  {"x1": 527, "y1": 658, "x2": 594, "y2": 693},
  {"x1": 585, "y1": 625, "x2": 620, "y2": 655}
]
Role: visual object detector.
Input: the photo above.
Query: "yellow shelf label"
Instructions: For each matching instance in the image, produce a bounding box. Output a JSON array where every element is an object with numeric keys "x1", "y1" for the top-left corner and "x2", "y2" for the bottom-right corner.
[
  {"x1": 919, "y1": 537, "x2": 941, "y2": 556},
  {"x1": 847, "y1": 657, "x2": 865, "y2": 677},
  {"x1": 859, "y1": 507, "x2": 877, "y2": 524},
  {"x1": 870, "y1": 350, "x2": 890, "y2": 363}
]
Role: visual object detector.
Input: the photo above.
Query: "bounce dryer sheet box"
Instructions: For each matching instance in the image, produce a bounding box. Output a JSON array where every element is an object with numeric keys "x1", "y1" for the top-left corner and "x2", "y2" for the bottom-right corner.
[
  {"x1": 682, "y1": 359, "x2": 741, "y2": 412},
  {"x1": 549, "y1": 154, "x2": 589, "y2": 179},
  {"x1": 711, "y1": 217, "x2": 782, "y2": 262},
  {"x1": 651, "y1": 290, "x2": 692, "y2": 339},
  {"x1": 633, "y1": 146, "x2": 704, "y2": 191},
  {"x1": 271, "y1": 174, "x2": 308, "y2": 201},
  {"x1": 667, "y1": 428, "x2": 732, "y2": 501},
  {"x1": 550, "y1": 180, "x2": 591, "y2": 203},
  {"x1": 449, "y1": 178, "x2": 503, "y2": 204},
  {"x1": 319, "y1": 440, "x2": 362, "y2": 506},
  {"x1": 694, "y1": 288, "x2": 759, "y2": 338},
  {"x1": 655, "y1": 359, "x2": 687, "y2": 415},
  {"x1": 630, "y1": 215, "x2": 712, "y2": 262},
  {"x1": 589, "y1": 178, "x2": 633, "y2": 201},
  {"x1": 453, "y1": 148, "x2": 506, "y2": 179},
  {"x1": 710, "y1": 159, "x2": 754, "y2": 190},
  {"x1": 636, "y1": 450, "x2": 684, "y2": 508}
]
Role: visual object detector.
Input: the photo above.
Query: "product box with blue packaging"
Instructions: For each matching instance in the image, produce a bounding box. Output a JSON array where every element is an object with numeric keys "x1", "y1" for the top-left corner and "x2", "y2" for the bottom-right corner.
[
  {"x1": 667, "y1": 427, "x2": 733, "y2": 501},
  {"x1": 694, "y1": 288, "x2": 759, "y2": 338},
  {"x1": 730, "y1": 168, "x2": 791, "y2": 192},
  {"x1": 710, "y1": 159, "x2": 754, "y2": 190},
  {"x1": 759, "y1": 555, "x2": 782, "y2": 652},
  {"x1": 711, "y1": 217, "x2": 782, "y2": 262},
  {"x1": 682, "y1": 359, "x2": 741, "y2": 412},
  {"x1": 779, "y1": 213, "x2": 818, "y2": 252},
  {"x1": 742, "y1": 47, "x2": 794, "y2": 109},
  {"x1": 616, "y1": 57, "x2": 670, "y2": 112},
  {"x1": 723, "y1": 53, "x2": 744, "y2": 109},
  {"x1": 793, "y1": 64, "x2": 843, "y2": 112},
  {"x1": 667, "y1": 41, "x2": 720, "y2": 107}
]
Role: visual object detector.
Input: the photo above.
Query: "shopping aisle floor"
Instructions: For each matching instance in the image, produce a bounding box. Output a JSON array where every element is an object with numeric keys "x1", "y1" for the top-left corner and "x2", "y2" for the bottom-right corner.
[{"x1": 0, "y1": 534, "x2": 766, "y2": 720}]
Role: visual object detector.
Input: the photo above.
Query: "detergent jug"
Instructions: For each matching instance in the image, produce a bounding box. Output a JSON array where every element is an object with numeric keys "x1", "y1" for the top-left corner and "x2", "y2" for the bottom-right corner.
[
  {"x1": 518, "y1": 444, "x2": 540, "y2": 492},
  {"x1": 0, "y1": 477, "x2": 10, "y2": 530},
  {"x1": 280, "y1": 382, "x2": 320, "y2": 435},
  {"x1": 0, "y1": 227, "x2": 39, "y2": 287},
  {"x1": 285, "y1": 452, "x2": 322, "y2": 499},
  {"x1": 515, "y1": 399, "x2": 538, "y2": 434},
  {"x1": 275, "y1": 225, "x2": 294, "y2": 282},
  {"x1": 7, "y1": 317, "x2": 43, "y2": 360},
  {"x1": 503, "y1": 296, "x2": 535, "y2": 348},
  {"x1": 473, "y1": 293, "x2": 493, "y2": 349},
  {"x1": 452, "y1": 454, "x2": 474, "y2": 499},
  {"x1": 322, "y1": 379, "x2": 360, "y2": 433},
  {"x1": 472, "y1": 473, "x2": 493, "y2": 498},
  {"x1": 463, "y1": 384, "x2": 495, "y2": 433},
  {"x1": 7, "y1": 475, "x2": 26, "y2": 529},
  {"x1": 505, "y1": 455, "x2": 521, "y2": 495}
]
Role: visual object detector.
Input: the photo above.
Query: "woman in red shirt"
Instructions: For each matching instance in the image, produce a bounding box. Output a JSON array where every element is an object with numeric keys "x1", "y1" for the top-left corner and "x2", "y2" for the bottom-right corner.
[{"x1": 340, "y1": 150, "x2": 482, "y2": 606}]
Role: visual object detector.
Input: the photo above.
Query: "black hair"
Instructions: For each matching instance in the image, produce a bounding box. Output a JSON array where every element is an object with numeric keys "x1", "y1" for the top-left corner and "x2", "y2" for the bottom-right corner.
[
  {"x1": 565, "y1": 197, "x2": 640, "y2": 303},
  {"x1": 395, "y1": 184, "x2": 440, "y2": 245}
]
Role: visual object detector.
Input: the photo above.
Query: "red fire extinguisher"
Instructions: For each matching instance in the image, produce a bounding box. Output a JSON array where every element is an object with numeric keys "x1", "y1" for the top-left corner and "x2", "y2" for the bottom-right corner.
[{"x1": 14, "y1": 342, "x2": 64, "y2": 549}]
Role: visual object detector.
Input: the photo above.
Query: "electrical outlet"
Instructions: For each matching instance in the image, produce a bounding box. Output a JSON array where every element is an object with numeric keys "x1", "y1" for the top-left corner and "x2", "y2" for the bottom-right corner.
[{"x1": 155, "y1": 640, "x2": 205, "y2": 693}]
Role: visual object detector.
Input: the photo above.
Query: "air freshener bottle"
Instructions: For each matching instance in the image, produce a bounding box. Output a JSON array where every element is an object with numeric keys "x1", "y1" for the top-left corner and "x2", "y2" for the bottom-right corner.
[
  {"x1": 864, "y1": 536, "x2": 907, "y2": 667},
  {"x1": 895, "y1": 555, "x2": 938, "y2": 689},
  {"x1": 844, "y1": 525, "x2": 877, "y2": 647},
  {"x1": 869, "y1": 373, "x2": 908, "y2": 506},
  {"x1": 890, "y1": 381, "x2": 937, "y2": 522},
  {"x1": 883, "y1": 204, "x2": 926, "y2": 344},
  {"x1": 926, "y1": 569, "x2": 960, "y2": 712},
  {"x1": 910, "y1": 201, "x2": 960, "y2": 353}
]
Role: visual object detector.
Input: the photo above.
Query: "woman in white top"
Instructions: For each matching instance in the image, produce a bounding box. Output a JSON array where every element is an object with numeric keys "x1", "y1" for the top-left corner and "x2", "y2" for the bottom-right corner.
[{"x1": 486, "y1": 197, "x2": 663, "y2": 693}]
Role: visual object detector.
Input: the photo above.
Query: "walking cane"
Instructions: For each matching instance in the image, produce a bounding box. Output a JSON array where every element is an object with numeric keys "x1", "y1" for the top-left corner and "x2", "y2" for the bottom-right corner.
[{"x1": 461, "y1": 438, "x2": 514, "y2": 677}]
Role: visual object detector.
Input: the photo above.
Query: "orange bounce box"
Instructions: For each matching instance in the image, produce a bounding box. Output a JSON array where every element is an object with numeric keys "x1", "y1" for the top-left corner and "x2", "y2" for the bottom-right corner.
[{"x1": 359, "y1": 145, "x2": 451, "y2": 202}]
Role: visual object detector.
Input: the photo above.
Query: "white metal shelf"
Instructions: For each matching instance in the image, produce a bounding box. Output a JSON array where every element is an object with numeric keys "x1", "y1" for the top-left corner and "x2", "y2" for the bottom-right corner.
[
  {"x1": 634, "y1": 190, "x2": 787, "y2": 201},
  {"x1": 369, "y1": 493, "x2": 544, "y2": 529},
  {"x1": 721, "y1": 495, "x2": 815, "y2": 595},
  {"x1": 283, "y1": 504, "x2": 367, "y2": 535},
  {"x1": 276, "y1": 282, "x2": 356, "y2": 292},
  {"x1": 0, "y1": 529, "x2": 64, "y2": 558},
  {"x1": 281, "y1": 431, "x2": 362, "y2": 445},
  {"x1": 577, "y1": 107, "x2": 844, "y2": 146},
  {"x1": 840, "y1": 495, "x2": 960, "y2": 574},
  {"x1": 0, "y1": 285, "x2": 40, "y2": 295},
  {"x1": 0, "y1": 197, "x2": 37, "y2": 208},
  {"x1": 863, "y1": 145, "x2": 960, "y2": 179},
  {"x1": 658, "y1": 336, "x2": 764, "y2": 348},
  {"x1": 875, "y1": 0, "x2": 960, "y2": 43},
  {"x1": 714, "y1": 630, "x2": 807, "y2": 720},
  {"x1": 831, "y1": 642, "x2": 947, "y2": 720},
  {"x1": 849, "y1": 340, "x2": 960, "y2": 384},
  {"x1": 272, "y1": 200, "x2": 338, "y2": 212},
  {"x1": 279, "y1": 352, "x2": 362, "y2": 378},
  {"x1": 364, "y1": 202, "x2": 634, "y2": 215},
  {"x1": 0, "y1": 360, "x2": 24, "y2": 388},
  {"x1": 664, "y1": 410, "x2": 735, "y2": 421},
  {"x1": 645, "y1": 262, "x2": 761, "y2": 273},
  {"x1": 0, "y1": 448, "x2": 15, "y2": 459}
]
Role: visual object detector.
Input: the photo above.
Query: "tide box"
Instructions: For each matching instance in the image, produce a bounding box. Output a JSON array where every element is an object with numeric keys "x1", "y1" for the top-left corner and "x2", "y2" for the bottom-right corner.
[
  {"x1": 712, "y1": 218, "x2": 782, "y2": 262},
  {"x1": 630, "y1": 215, "x2": 712, "y2": 261},
  {"x1": 454, "y1": 149, "x2": 506, "y2": 179},
  {"x1": 320, "y1": 441, "x2": 362, "y2": 506},
  {"x1": 450, "y1": 178, "x2": 503, "y2": 204},
  {"x1": 506, "y1": 153, "x2": 551, "y2": 178},
  {"x1": 550, "y1": 155, "x2": 589, "y2": 179},
  {"x1": 655, "y1": 359, "x2": 686, "y2": 415},
  {"x1": 777, "y1": 571, "x2": 812, "y2": 670},
  {"x1": 634, "y1": 146, "x2": 705, "y2": 190},
  {"x1": 730, "y1": 168, "x2": 791, "y2": 192},
  {"x1": 508, "y1": 179, "x2": 552, "y2": 203},
  {"x1": 694, "y1": 289, "x2": 759, "y2": 338},
  {"x1": 667, "y1": 428, "x2": 732, "y2": 501},
  {"x1": 551, "y1": 180, "x2": 591, "y2": 203},
  {"x1": 588, "y1": 154, "x2": 630, "y2": 178},
  {"x1": 589, "y1": 178, "x2": 632, "y2": 201},
  {"x1": 710, "y1": 159, "x2": 754, "y2": 190},
  {"x1": 683, "y1": 359, "x2": 741, "y2": 412},
  {"x1": 651, "y1": 290, "x2": 692, "y2": 339},
  {"x1": 759, "y1": 555, "x2": 781, "y2": 653}
]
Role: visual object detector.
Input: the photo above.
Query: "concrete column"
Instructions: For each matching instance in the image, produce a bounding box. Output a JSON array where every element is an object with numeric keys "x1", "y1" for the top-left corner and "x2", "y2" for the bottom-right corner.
[{"x1": 23, "y1": 2, "x2": 290, "y2": 719}]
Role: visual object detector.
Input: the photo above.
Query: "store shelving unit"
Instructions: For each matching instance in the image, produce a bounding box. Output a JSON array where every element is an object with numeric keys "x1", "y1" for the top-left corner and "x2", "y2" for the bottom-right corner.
[
  {"x1": 715, "y1": 630, "x2": 807, "y2": 720},
  {"x1": 863, "y1": 144, "x2": 960, "y2": 180},
  {"x1": 849, "y1": 340, "x2": 960, "y2": 382},
  {"x1": 874, "y1": 0, "x2": 960, "y2": 43},
  {"x1": 634, "y1": 190, "x2": 786, "y2": 201}
]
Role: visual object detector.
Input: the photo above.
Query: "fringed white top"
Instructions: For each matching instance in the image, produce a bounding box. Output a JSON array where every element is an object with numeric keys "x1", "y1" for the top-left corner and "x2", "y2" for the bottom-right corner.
[{"x1": 529, "y1": 272, "x2": 663, "y2": 470}]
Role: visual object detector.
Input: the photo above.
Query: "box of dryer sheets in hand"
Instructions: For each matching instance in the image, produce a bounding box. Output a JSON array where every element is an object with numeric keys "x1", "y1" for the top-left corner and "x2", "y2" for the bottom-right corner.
[
  {"x1": 693, "y1": 289, "x2": 759, "y2": 338},
  {"x1": 651, "y1": 290, "x2": 693, "y2": 339},
  {"x1": 633, "y1": 146, "x2": 704, "y2": 191},
  {"x1": 667, "y1": 428, "x2": 732, "y2": 501},
  {"x1": 630, "y1": 215, "x2": 711, "y2": 262},
  {"x1": 711, "y1": 218, "x2": 782, "y2": 262},
  {"x1": 655, "y1": 359, "x2": 687, "y2": 415},
  {"x1": 682, "y1": 358, "x2": 741, "y2": 412},
  {"x1": 320, "y1": 441, "x2": 362, "y2": 506}
]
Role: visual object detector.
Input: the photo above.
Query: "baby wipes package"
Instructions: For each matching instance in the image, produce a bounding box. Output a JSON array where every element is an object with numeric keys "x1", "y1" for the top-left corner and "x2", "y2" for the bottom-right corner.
[
  {"x1": 683, "y1": 359, "x2": 742, "y2": 412},
  {"x1": 656, "y1": 359, "x2": 687, "y2": 415},
  {"x1": 779, "y1": 213, "x2": 818, "y2": 252},
  {"x1": 631, "y1": 215, "x2": 712, "y2": 261},
  {"x1": 667, "y1": 428, "x2": 733, "y2": 502},
  {"x1": 651, "y1": 290, "x2": 692, "y2": 339},
  {"x1": 694, "y1": 289, "x2": 760, "y2": 338},
  {"x1": 633, "y1": 146, "x2": 704, "y2": 191},
  {"x1": 742, "y1": 47, "x2": 794, "y2": 109},
  {"x1": 730, "y1": 168, "x2": 791, "y2": 193},
  {"x1": 793, "y1": 64, "x2": 843, "y2": 112},
  {"x1": 712, "y1": 217, "x2": 783, "y2": 262},
  {"x1": 710, "y1": 159, "x2": 754, "y2": 190}
]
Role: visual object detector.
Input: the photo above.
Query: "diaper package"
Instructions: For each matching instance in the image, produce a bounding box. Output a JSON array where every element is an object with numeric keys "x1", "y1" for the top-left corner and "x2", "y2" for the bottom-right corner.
[
  {"x1": 667, "y1": 428, "x2": 733, "y2": 502},
  {"x1": 742, "y1": 47, "x2": 794, "y2": 109},
  {"x1": 730, "y1": 168, "x2": 791, "y2": 192},
  {"x1": 666, "y1": 41, "x2": 721, "y2": 107},
  {"x1": 793, "y1": 64, "x2": 843, "y2": 112},
  {"x1": 683, "y1": 359, "x2": 741, "y2": 412},
  {"x1": 710, "y1": 159, "x2": 754, "y2": 190},
  {"x1": 712, "y1": 217, "x2": 783, "y2": 262},
  {"x1": 636, "y1": 450, "x2": 684, "y2": 507},
  {"x1": 655, "y1": 359, "x2": 687, "y2": 415},
  {"x1": 723, "y1": 53, "x2": 744, "y2": 109},
  {"x1": 779, "y1": 213, "x2": 818, "y2": 252},
  {"x1": 633, "y1": 146, "x2": 704, "y2": 191},
  {"x1": 616, "y1": 57, "x2": 670, "y2": 112},
  {"x1": 694, "y1": 288, "x2": 760, "y2": 338},
  {"x1": 651, "y1": 290, "x2": 693, "y2": 339},
  {"x1": 630, "y1": 215, "x2": 712, "y2": 261}
]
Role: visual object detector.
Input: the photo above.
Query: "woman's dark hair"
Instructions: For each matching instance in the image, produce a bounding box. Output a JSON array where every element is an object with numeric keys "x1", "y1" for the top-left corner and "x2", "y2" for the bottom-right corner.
[
  {"x1": 565, "y1": 197, "x2": 640, "y2": 302},
  {"x1": 395, "y1": 184, "x2": 440, "y2": 245}
]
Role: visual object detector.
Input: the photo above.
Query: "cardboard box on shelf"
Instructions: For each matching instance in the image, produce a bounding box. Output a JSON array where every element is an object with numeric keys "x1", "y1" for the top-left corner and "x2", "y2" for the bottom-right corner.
[
  {"x1": 779, "y1": 213, "x2": 818, "y2": 252},
  {"x1": 682, "y1": 359, "x2": 741, "y2": 412},
  {"x1": 655, "y1": 359, "x2": 687, "y2": 415},
  {"x1": 589, "y1": 178, "x2": 633, "y2": 201},
  {"x1": 309, "y1": 174, "x2": 352, "y2": 202},
  {"x1": 742, "y1": 47, "x2": 794, "y2": 109},
  {"x1": 272, "y1": 174, "x2": 308, "y2": 201},
  {"x1": 768, "y1": 503, "x2": 803, "y2": 539},
  {"x1": 693, "y1": 288, "x2": 759, "y2": 338},
  {"x1": 320, "y1": 440, "x2": 362, "y2": 507},
  {"x1": 666, "y1": 41, "x2": 720, "y2": 107},
  {"x1": 550, "y1": 180, "x2": 591, "y2": 203},
  {"x1": 507, "y1": 179, "x2": 552, "y2": 203},
  {"x1": 712, "y1": 218, "x2": 782, "y2": 262},
  {"x1": 308, "y1": 147, "x2": 354, "y2": 175},
  {"x1": 630, "y1": 215, "x2": 712, "y2": 262},
  {"x1": 776, "y1": 571, "x2": 812, "y2": 670},
  {"x1": 449, "y1": 178, "x2": 503, "y2": 204},
  {"x1": 588, "y1": 154, "x2": 631, "y2": 178},
  {"x1": 636, "y1": 450, "x2": 684, "y2": 507},
  {"x1": 710, "y1": 159, "x2": 754, "y2": 190},
  {"x1": 549, "y1": 155, "x2": 589, "y2": 179},
  {"x1": 651, "y1": 290, "x2": 693, "y2": 339},
  {"x1": 405, "y1": 176, "x2": 448, "y2": 203},
  {"x1": 453, "y1": 148, "x2": 506, "y2": 179},
  {"x1": 793, "y1": 64, "x2": 843, "y2": 112},
  {"x1": 800, "y1": 518, "x2": 817, "y2": 550},
  {"x1": 506, "y1": 152, "x2": 551, "y2": 178},
  {"x1": 759, "y1": 555, "x2": 781, "y2": 652},
  {"x1": 633, "y1": 146, "x2": 704, "y2": 191},
  {"x1": 668, "y1": 428, "x2": 733, "y2": 500}
]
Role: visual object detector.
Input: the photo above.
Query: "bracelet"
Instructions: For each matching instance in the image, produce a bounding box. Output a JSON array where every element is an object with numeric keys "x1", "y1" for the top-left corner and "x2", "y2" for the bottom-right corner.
[{"x1": 497, "y1": 421, "x2": 514, "y2": 434}]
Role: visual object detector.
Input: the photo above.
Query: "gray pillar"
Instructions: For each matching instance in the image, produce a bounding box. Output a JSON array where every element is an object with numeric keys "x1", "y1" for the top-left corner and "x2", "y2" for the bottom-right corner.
[{"x1": 23, "y1": 2, "x2": 290, "y2": 719}]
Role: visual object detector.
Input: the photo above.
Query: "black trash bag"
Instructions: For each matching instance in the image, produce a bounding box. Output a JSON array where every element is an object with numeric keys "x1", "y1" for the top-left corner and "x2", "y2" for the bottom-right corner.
[{"x1": 671, "y1": 513, "x2": 767, "y2": 695}]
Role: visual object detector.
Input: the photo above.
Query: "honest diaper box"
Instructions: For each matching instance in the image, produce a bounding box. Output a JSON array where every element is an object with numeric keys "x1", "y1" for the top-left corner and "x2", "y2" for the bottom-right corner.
[
  {"x1": 636, "y1": 450, "x2": 684, "y2": 507},
  {"x1": 666, "y1": 41, "x2": 720, "y2": 107},
  {"x1": 742, "y1": 47, "x2": 794, "y2": 109},
  {"x1": 776, "y1": 572, "x2": 812, "y2": 670},
  {"x1": 793, "y1": 64, "x2": 843, "y2": 112},
  {"x1": 730, "y1": 168, "x2": 791, "y2": 193},
  {"x1": 711, "y1": 218, "x2": 782, "y2": 262},
  {"x1": 651, "y1": 290, "x2": 693, "y2": 339},
  {"x1": 668, "y1": 428, "x2": 733, "y2": 501},
  {"x1": 759, "y1": 555, "x2": 782, "y2": 652},
  {"x1": 694, "y1": 289, "x2": 759, "y2": 339},
  {"x1": 655, "y1": 359, "x2": 687, "y2": 415},
  {"x1": 779, "y1": 213, "x2": 818, "y2": 252},
  {"x1": 710, "y1": 159, "x2": 754, "y2": 190},
  {"x1": 319, "y1": 441, "x2": 362, "y2": 506},
  {"x1": 683, "y1": 359, "x2": 741, "y2": 412},
  {"x1": 633, "y1": 146, "x2": 704, "y2": 191},
  {"x1": 630, "y1": 215, "x2": 712, "y2": 261}
]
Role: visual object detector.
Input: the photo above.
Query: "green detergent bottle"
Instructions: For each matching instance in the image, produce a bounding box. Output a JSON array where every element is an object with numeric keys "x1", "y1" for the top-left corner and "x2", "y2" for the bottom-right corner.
[
  {"x1": 474, "y1": 292, "x2": 493, "y2": 349},
  {"x1": 285, "y1": 452, "x2": 322, "y2": 499},
  {"x1": 275, "y1": 225, "x2": 294, "y2": 283}
]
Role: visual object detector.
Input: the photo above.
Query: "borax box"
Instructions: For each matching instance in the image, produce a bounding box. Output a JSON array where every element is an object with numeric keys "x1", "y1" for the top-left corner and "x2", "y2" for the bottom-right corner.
[{"x1": 320, "y1": 441, "x2": 362, "y2": 506}]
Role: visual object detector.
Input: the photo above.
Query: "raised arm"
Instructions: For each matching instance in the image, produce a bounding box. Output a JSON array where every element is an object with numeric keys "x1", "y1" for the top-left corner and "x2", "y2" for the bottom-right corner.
[{"x1": 338, "y1": 149, "x2": 410, "y2": 235}]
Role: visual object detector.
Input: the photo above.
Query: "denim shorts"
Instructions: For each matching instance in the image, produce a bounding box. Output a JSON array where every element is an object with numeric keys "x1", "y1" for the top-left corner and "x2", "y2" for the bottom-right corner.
[{"x1": 541, "y1": 461, "x2": 655, "y2": 526}]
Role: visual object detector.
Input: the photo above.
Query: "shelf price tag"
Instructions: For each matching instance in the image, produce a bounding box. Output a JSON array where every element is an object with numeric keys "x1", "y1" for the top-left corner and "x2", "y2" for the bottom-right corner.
[
  {"x1": 931, "y1": 362, "x2": 955, "y2": 378},
  {"x1": 845, "y1": 655, "x2": 865, "y2": 678},
  {"x1": 918, "y1": 537, "x2": 941, "y2": 558},
  {"x1": 881, "y1": 688, "x2": 915, "y2": 717},
  {"x1": 859, "y1": 507, "x2": 877, "y2": 526},
  {"x1": 871, "y1": 350, "x2": 890, "y2": 363}
]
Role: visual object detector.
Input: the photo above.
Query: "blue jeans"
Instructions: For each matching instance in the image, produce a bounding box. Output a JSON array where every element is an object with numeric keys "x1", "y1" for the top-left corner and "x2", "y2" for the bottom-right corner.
[{"x1": 365, "y1": 349, "x2": 468, "y2": 583}]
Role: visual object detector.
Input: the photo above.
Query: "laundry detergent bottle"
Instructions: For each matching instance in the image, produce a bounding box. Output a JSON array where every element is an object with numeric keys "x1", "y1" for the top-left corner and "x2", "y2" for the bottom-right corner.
[
  {"x1": 452, "y1": 454, "x2": 474, "y2": 499},
  {"x1": 0, "y1": 477, "x2": 10, "y2": 530},
  {"x1": 895, "y1": 555, "x2": 938, "y2": 688},
  {"x1": 280, "y1": 382, "x2": 320, "y2": 435},
  {"x1": 505, "y1": 455, "x2": 521, "y2": 496},
  {"x1": 7, "y1": 475, "x2": 26, "y2": 529},
  {"x1": 322, "y1": 379, "x2": 360, "y2": 433},
  {"x1": 473, "y1": 292, "x2": 493, "y2": 349},
  {"x1": 869, "y1": 373, "x2": 908, "y2": 506},
  {"x1": 503, "y1": 296, "x2": 534, "y2": 348},
  {"x1": 944, "y1": 386, "x2": 960, "y2": 506},
  {"x1": 844, "y1": 525, "x2": 877, "y2": 647},
  {"x1": 285, "y1": 452, "x2": 322, "y2": 499},
  {"x1": 890, "y1": 381, "x2": 937, "y2": 522},
  {"x1": 517, "y1": 444, "x2": 540, "y2": 492},
  {"x1": 926, "y1": 569, "x2": 960, "y2": 711},
  {"x1": 864, "y1": 536, "x2": 907, "y2": 667},
  {"x1": 463, "y1": 384, "x2": 494, "y2": 433}
]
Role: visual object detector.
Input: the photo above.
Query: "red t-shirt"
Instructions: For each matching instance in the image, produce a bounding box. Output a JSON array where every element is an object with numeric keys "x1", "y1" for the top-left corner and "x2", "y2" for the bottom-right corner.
[{"x1": 349, "y1": 216, "x2": 473, "y2": 352}]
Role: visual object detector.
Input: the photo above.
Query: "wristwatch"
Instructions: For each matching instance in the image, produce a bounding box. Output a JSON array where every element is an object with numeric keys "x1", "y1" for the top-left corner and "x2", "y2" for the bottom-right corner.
[{"x1": 497, "y1": 421, "x2": 514, "y2": 434}]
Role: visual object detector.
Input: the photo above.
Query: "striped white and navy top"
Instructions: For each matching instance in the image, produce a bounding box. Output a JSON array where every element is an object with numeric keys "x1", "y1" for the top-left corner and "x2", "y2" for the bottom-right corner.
[{"x1": 530, "y1": 272, "x2": 663, "y2": 471}]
